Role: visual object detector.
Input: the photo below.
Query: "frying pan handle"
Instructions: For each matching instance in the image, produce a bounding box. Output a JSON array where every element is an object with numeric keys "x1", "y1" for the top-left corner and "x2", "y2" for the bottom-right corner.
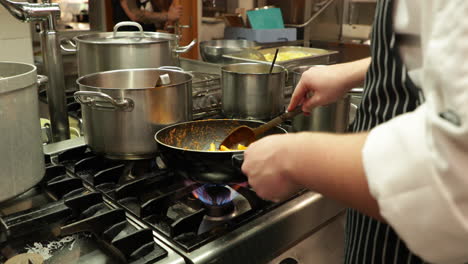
[{"x1": 231, "y1": 153, "x2": 244, "y2": 171}]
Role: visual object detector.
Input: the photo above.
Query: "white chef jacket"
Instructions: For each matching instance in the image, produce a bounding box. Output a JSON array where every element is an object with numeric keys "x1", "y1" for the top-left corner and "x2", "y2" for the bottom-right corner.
[{"x1": 363, "y1": 0, "x2": 468, "y2": 263}]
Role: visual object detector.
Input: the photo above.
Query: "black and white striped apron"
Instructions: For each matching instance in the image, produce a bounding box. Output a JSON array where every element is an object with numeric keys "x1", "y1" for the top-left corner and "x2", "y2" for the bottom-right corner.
[{"x1": 345, "y1": 0, "x2": 424, "y2": 263}]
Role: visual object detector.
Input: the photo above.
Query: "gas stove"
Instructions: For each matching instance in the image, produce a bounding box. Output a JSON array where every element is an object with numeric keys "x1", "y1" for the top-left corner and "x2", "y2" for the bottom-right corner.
[{"x1": 0, "y1": 145, "x2": 344, "y2": 264}]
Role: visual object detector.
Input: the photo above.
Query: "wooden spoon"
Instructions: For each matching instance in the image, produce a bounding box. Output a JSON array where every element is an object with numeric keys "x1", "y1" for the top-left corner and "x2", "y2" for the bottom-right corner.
[{"x1": 220, "y1": 107, "x2": 303, "y2": 149}]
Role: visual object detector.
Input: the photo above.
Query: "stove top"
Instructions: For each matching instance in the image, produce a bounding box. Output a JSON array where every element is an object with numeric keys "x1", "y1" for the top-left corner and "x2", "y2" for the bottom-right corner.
[{"x1": 1, "y1": 145, "x2": 343, "y2": 264}]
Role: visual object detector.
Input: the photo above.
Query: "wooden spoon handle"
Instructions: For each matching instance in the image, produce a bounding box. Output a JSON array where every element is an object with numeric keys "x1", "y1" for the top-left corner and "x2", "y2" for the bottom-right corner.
[{"x1": 253, "y1": 107, "x2": 302, "y2": 137}]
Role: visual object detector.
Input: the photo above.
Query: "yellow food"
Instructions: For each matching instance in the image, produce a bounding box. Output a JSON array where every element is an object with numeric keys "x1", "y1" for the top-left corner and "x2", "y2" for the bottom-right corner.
[
  {"x1": 219, "y1": 145, "x2": 231, "y2": 151},
  {"x1": 209, "y1": 142, "x2": 216, "y2": 151},
  {"x1": 237, "y1": 144, "x2": 247, "y2": 150},
  {"x1": 207, "y1": 143, "x2": 248, "y2": 151},
  {"x1": 264, "y1": 51, "x2": 310, "y2": 62}
]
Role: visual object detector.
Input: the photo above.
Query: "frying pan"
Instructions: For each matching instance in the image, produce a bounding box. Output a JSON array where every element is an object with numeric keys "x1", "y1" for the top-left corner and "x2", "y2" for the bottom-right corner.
[{"x1": 154, "y1": 119, "x2": 287, "y2": 184}]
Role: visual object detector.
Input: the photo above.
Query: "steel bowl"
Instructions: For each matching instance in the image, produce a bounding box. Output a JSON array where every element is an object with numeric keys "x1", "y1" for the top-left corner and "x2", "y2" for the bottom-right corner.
[{"x1": 199, "y1": 40, "x2": 258, "y2": 63}]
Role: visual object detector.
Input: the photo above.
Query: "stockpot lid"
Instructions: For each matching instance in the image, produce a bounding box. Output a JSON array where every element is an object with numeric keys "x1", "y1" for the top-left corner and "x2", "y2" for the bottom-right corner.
[
  {"x1": 0, "y1": 62, "x2": 37, "y2": 94},
  {"x1": 73, "y1": 21, "x2": 177, "y2": 45}
]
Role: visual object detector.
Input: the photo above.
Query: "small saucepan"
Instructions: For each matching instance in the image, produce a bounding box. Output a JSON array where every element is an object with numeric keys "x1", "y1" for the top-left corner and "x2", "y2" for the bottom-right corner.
[{"x1": 154, "y1": 119, "x2": 287, "y2": 184}]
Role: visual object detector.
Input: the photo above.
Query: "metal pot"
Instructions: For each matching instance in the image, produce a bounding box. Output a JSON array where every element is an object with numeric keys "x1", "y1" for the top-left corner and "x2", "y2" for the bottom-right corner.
[
  {"x1": 222, "y1": 63, "x2": 286, "y2": 120},
  {"x1": 155, "y1": 119, "x2": 287, "y2": 184},
  {"x1": 0, "y1": 62, "x2": 45, "y2": 202},
  {"x1": 63, "y1": 21, "x2": 196, "y2": 76},
  {"x1": 291, "y1": 65, "x2": 361, "y2": 132},
  {"x1": 199, "y1": 40, "x2": 257, "y2": 64},
  {"x1": 75, "y1": 68, "x2": 193, "y2": 160}
]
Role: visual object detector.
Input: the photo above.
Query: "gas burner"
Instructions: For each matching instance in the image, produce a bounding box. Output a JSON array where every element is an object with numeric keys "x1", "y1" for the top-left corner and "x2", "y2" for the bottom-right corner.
[
  {"x1": 204, "y1": 200, "x2": 235, "y2": 218},
  {"x1": 127, "y1": 158, "x2": 159, "y2": 178},
  {"x1": 192, "y1": 185, "x2": 235, "y2": 206}
]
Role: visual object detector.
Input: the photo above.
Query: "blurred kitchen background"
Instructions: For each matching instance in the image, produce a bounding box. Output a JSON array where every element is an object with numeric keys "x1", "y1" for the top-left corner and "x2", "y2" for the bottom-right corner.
[{"x1": 0, "y1": 0, "x2": 375, "y2": 63}]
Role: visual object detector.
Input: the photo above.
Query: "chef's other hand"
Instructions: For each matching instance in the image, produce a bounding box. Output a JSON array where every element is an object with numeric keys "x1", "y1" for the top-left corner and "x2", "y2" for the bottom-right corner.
[
  {"x1": 241, "y1": 134, "x2": 302, "y2": 202},
  {"x1": 288, "y1": 58, "x2": 370, "y2": 113},
  {"x1": 168, "y1": 4, "x2": 183, "y2": 21}
]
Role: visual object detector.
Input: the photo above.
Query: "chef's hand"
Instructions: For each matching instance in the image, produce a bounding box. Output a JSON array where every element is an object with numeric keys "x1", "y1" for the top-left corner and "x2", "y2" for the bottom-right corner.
[
  {"x1": 288, "y1": 58, "x2": 370, "y2": 113},
  {"x1": 167, "y1": 4, "x2": 183, "y2": 22},
  {"x1": 241, "y1": 134, "x2": 302, "y2": 202}
]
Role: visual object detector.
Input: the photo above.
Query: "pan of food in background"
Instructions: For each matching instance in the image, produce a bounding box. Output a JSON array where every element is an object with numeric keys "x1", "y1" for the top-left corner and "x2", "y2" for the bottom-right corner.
[
  {"x1": 154, "y1": 119, "x2": 287, "y2": 184},
  {"x1": 222, "y1": 46, "x2": 339, "y2": 70}
]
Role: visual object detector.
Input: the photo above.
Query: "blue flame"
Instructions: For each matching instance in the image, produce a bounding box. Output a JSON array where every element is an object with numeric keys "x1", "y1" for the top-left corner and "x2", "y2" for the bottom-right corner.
[{"x1": 193, "y1": 184, "x2": 237, "y2": 205}]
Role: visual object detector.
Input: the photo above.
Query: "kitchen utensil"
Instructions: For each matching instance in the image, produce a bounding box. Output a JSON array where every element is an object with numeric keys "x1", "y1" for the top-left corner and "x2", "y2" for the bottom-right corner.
[
  {"x1": 0, "y1": 62, "x2": 45, "y2": 202},
  {"x1": 75, "y1": 68, "x2": 192, "y2": 160},
  {"x1": 220, "y1": 107, "x2": 302, "y2": 149},
  {"x1": 199, "y1": 39, "x2": 258, "y2": 63},
  {"x1": 291, "y1": 65, "x2": 362, "y2": 132},
  {"x1": 155, "y1": 73, "x2": 171, "y2": 87},
  {"x1": 221, "y1": 63, "x2": 286, "y2": 120},
  {"x1": 154, "y1": 119, "x2": 287, "y2": 184},
  {"x1": 269, "y1": 48, "x2": 279, "y2": 74},
  {"x1": 62, "y1": 21, "x2": 196, "y2": 76}
]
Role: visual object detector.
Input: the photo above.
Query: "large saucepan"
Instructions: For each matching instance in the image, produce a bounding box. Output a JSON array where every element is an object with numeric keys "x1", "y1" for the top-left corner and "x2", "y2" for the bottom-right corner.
[
  {"x1": 0, "y1": 62, "x2": 45, "y2": 202},
  {"x1": 291, "y1": 65, "x2": 362, "y2": 132},
  {"x1": 62, "y1": 21, "x2": 196, "y2": 76},
  {"x1": 154, "y1": 119, "x2": 287, "y2": 184},
  {"x1": 76, "y1": 68, "x2": 193, "y2": 160},
  {"x1": 222, "y1": 63, "x2": 287, "y2": 120}
]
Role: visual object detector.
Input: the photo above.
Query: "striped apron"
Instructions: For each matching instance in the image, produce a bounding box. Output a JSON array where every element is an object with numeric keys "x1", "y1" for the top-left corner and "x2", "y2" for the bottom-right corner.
[{"x1": 345, "y1": 0, "x2": 424, "y2": 263}]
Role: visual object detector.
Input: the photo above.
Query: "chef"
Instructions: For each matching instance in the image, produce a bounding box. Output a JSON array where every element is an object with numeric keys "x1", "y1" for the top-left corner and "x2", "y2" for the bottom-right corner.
[
  {"x1": 242, "y1": 0, "x2": 468, "y2": 263},
  {"x1": 112, "y1": 0, "x2": 182, "y2": 31}
]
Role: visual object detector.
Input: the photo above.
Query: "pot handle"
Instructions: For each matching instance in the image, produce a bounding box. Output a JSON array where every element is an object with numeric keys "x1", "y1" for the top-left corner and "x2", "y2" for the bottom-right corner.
[
  {"x1": 37, "y1": 75, "x2": 48, "y2": 87},
  {"x1": 174, "y1": 39, "x2": 197, "y2": 53},
  {"x1": 158, "y1": 66, "x2": 184, "y2": 71},
  {"x1": 232, "y1": 153, "x2": 244, "y2": 171},
  {"x1": 74, "y1": 91, "x2": 134, "y2": 111},
  {"x1": 113, "y1": 21, "x2": 144, "y2": 38},
  {"x1": 60, "y1": 38, "x2": 77, "y2": 52}
]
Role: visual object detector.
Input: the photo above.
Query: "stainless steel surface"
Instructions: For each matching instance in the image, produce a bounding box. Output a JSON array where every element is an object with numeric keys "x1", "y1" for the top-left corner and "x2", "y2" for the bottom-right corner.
[
  {"x1": 284, "y1": 0, "x2": 337, "y2": 28},
  {"x1": 0, "y1": 62, "x2": 45, "y2": 202},
  {"x1": 291, "y1": 65, "x2": 347, "y2": 132},
  {"x1": 291, "y1": 65, "x2": 358, "y2": 132},
  {"x1": 0, "y1": 0, "x2": 70, "y2": 142},
  {"x1": 223, "y1": 46, "x2": 339, "y2": 70},
  {"x1": 42, "y1": 137, "x2": 86, "y2": 155},
  {"x1": 180, "y1": 58, "x2": 222, "y2": 74},
  {"x1": 269, "y1": 213, "x2": 345, "y2": 264},
  {"x1": 153, "y1": 192, "x2": 344, "y2": 264},
  {"x1": 222, "y1": 63, "x2": 286, "y2": 120},
  {"x1": 76, "y1": 68, "x2": 193, "y2": 160},
  {"x1": 88, "y1": 0, "x2": 108, "y2": 32},
  {"x1": 199, "y1": 40, "x2": 258, "y2": 64},
  {"x1": 72, "y1": 21, "x2": 196, "y2": 76}
]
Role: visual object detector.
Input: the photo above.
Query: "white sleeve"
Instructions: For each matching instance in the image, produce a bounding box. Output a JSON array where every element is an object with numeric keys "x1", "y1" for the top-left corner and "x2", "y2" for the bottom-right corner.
[{"x1": 362, "y1": 1, "x2": 468, "y2": 263}]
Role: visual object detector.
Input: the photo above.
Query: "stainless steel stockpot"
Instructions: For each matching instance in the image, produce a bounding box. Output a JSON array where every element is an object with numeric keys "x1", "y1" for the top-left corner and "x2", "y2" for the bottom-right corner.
[
  {"x1": 65, "y1": 21, "x2": 196, "y2": 76},
  {"x1": 75, "y1": 68, "x2": 193, "y2": 160},
  {"x1": 291, "y1": 65, "x2": 362, "y2": 132},
  {"x1": 0, "y1": 62, "x2": 45, "y2": 202},
  {"x1": 221, "y1": 63, "x2": 286, "y2": 120}
]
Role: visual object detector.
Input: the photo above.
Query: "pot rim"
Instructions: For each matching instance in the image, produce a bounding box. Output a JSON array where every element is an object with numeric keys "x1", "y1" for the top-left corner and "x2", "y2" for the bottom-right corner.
[
  {"x1": 0, "y1": 61, "x2": 37, "y2": 94},
  {"x1": 221, "y1": 62, "x2": 286, "y2": 75},
  {"x1": 76, "y1": 68, "x2": 192, "y2": 90},
  {"x1": 154, "y1": 119, "x2": 288, "y2": 153},
  {"x1": 73, "y1": 31, "x2": 176, "y2": 45}
]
